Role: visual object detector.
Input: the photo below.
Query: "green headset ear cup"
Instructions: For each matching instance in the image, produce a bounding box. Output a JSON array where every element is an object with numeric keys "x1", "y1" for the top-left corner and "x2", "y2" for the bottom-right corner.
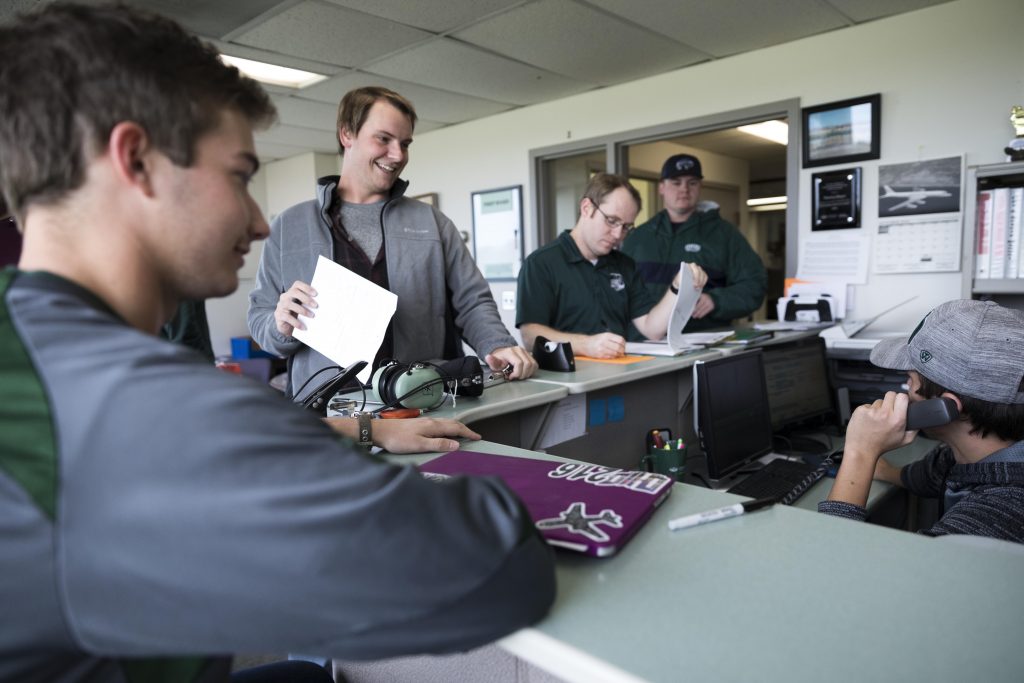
[
  {"x1": 370, "y1": 365, "x2": 386, "y2": 404},
  {"x1": 390, "y1": 365, "x2": 443, "y2": 409}
]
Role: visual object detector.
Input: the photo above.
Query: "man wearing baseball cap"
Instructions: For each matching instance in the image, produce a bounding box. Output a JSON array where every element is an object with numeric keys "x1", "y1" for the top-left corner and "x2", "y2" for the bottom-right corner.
[
  {"x1": 819, "y1": 299, "x2": 1024, "y2": 543},
  {"x1": 622, "y1": 153, "x2": 766, "y2": 332}
]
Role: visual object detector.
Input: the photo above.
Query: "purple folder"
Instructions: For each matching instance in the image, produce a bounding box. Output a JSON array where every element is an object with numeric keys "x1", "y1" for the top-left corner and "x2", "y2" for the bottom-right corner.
[{"x1": 420, "y1": 450, "x2": 673, "y2": 557}]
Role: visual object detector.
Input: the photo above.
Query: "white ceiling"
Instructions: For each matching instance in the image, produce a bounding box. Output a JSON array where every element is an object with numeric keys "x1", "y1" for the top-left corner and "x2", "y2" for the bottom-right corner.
[{"x1": 3, "y1": 0, "x2": 953, "y2": 162}]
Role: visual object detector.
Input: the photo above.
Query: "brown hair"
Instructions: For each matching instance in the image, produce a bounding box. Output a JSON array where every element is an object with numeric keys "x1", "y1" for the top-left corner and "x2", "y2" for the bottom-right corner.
[
  {"x1": 336, "y1": 86, "x2": 417, "y2": 155},
  {"x1": 582, "y1": 173, "x2": 641, "y2": 213},
  {"x1": 0, "y1": 2, "x2": 276, "y2": 221}
]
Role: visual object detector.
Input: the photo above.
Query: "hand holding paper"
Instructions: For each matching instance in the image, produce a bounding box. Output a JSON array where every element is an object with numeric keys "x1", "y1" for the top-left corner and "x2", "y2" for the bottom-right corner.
[
  {"x1": 292, "y1": 255, "x2": 397, "y2": 384},
  {"x1": 667, "y1": 262, "x2": 702, "y2": 350}
]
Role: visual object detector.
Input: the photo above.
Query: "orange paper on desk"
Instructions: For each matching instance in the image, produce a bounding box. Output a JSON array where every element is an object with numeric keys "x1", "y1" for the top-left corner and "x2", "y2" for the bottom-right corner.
[{"x1": 576, "y1": 355, "x2": 654, "y2": 364}]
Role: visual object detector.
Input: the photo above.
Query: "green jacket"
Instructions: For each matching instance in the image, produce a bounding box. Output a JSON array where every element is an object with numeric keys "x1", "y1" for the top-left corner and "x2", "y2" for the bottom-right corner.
[{"x1": 622, "y1": 205, "x2": 766, "y2": 331}]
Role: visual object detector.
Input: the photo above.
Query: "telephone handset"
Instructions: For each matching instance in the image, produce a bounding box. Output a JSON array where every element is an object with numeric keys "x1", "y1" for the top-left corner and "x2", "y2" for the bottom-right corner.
[
  {"x1": 905, "y1": 396, "x2": 959, "y2": 431},
  {"x1": 781, "y1": 397, "x2": 960, "y2": 504}
]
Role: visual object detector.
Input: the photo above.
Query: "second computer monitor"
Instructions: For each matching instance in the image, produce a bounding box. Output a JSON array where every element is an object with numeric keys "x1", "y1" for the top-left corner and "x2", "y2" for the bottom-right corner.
[{"x1": 760, "y1": 336, "x2": 834, "y2": 433}]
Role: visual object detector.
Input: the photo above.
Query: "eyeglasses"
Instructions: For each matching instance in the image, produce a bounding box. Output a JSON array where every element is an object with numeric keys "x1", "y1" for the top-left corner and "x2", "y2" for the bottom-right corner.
[{"x1": 592, "y1": 204, "x2": 634, "y2": 234}]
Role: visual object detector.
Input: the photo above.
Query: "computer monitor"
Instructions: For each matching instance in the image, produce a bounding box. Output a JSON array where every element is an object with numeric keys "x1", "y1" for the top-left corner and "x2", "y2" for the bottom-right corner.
[
  {"x1": 693, "y1": 350, "x2": 774, "y2": 481},
  {"x1": 760, "y1": 337, "x2": 834, "y2": 433}
]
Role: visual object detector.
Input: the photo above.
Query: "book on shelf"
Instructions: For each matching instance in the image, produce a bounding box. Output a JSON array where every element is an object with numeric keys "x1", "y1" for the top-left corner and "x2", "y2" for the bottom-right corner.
[
  {"x1": 990, "y1": 188, "x2": 1009, "y2": 279},
  {"x1": 974, "y1": 183, "x2": 1024, "y2": 280},
  {"x1": 975, "y1": 189, "x2": 992, "y2": 279},
  {"x1": 1008, "y1": 187, "x2": 1023, "y2": 279}
]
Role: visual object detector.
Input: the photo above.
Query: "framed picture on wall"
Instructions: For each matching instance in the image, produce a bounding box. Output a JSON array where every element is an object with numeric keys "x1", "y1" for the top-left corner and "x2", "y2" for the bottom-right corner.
[
  {"x1": 471, "y1": 185, "x2": 523, "y2": 281},
  {"x1": 802, "y1": 94, "x2": 881, "y2": 168},
  {"x1": 412, "y1": 192, "x2": 439, "y2": 207},
  {"x1": 812, "y1": 167, "x2": 862, "y2": 230}
]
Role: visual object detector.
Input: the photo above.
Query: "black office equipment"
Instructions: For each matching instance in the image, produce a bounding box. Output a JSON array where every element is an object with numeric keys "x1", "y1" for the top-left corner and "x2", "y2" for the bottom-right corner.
[
  {"x1": 300, "y1": 360, "x2": 367, "y2": 415},
  {"x1": 533, "y1": 336, "x2": 575, "y2": 372},
  {"x1": 692, "y1": 350, "x2": 774, "y2": 483},
  {"x1": 760, "y1": 336, "x2": 836, "y2": 433},
  {"x1": 726, "y1": 458, "x2": 823, "y2": 503}
]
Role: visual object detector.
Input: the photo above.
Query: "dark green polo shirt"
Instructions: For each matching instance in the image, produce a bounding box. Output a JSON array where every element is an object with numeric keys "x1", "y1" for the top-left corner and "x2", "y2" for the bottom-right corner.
[{"x1": 516, "y1": 230, "x2": 657, "y2": 336}]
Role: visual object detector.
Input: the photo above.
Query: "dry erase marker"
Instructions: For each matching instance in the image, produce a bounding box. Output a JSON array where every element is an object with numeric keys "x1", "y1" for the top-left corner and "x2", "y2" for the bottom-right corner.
[{"x1": 667, "y1": 497, "x2": 775, "y2": 531}]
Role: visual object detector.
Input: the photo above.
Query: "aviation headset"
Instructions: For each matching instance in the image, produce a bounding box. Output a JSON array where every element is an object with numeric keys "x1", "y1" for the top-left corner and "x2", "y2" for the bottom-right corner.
[
  {"x1": 370, "y1": 360, "x2": 446, "y2": 410},
  {"x1": 370, "y1": 357, "x2": 487, "y2": 411}
]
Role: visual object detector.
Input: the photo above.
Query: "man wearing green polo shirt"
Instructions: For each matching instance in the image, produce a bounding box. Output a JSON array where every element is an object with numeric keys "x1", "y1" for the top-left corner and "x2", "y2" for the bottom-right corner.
[{"x1": 517, "y1": 173, "x2": 706, "y2": 359}]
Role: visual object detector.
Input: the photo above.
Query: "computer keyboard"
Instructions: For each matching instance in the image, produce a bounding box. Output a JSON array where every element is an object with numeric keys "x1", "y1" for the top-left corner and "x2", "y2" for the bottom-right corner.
[{"x1": 726, "y1": 458, "x2": 823, "y2": 503}]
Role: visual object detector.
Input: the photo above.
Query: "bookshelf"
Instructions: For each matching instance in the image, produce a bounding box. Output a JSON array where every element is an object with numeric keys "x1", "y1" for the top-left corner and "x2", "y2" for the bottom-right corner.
[{"x1": 961, "y1": 161, "x2": 1024, "y2": 310}]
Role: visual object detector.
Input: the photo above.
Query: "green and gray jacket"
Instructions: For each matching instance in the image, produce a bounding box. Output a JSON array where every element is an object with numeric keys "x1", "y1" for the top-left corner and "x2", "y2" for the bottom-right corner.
[
  {"x1": 248, "y1": 176, "x2": 514, "y2": 400},
  {"x1": 622, "y1": 204, "x2": 766, "y2": 332},
  {"x1": 0, "y1": 268, "x2": 555, "y2": 683}
]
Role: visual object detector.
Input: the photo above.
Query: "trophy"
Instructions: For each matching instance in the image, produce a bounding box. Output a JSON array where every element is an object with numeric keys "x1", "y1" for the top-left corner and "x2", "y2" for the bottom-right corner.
[{"x1": 1006, "y1": 105, "x2": 1024, "y2": 162}]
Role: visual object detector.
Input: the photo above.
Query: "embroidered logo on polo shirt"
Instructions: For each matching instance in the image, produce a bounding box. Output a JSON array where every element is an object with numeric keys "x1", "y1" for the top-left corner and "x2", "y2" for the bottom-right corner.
[
  {"x1": 609, "y1": 273, "x2": 625, "y2": 291},
  {"x1": 685, "y1": 244, "x2": 701, "y2": 253},
  {"x1": 920, "y1": 350, "x2": 933, "y2": 363}
]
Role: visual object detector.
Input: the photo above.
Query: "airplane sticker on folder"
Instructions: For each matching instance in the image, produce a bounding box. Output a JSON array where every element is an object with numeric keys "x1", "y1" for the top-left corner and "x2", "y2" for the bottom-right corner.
[{"x1": 420, "y1": 451, "x2": 673, "y2": 557}]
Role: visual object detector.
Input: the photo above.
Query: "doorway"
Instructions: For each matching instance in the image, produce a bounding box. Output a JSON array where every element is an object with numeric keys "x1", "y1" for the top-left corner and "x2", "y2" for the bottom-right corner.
[{"x1": 530, "y1": 100, "x2": 799, "y2": 322}]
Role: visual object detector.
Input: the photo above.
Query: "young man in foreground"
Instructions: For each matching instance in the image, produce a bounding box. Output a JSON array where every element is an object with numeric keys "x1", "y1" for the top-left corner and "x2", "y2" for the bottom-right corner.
[
  {"x1": 0, "y1": 4, "x2": 555, "y2": 681},
  {"x1": 819, "y1": 299, "x2": 1024, "y2": 542}
]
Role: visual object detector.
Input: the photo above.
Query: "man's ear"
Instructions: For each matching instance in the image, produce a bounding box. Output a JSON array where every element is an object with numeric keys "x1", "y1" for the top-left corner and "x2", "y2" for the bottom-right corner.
[
  {"x1": 338, "y1": 126, "x2": 354, "y2": 151},
  {"x1": 941, "y1": 391, "x2": 964, "y2": 416},
  {"x1": 108, "y1": 121, "x2": 156, "y2": 196}
]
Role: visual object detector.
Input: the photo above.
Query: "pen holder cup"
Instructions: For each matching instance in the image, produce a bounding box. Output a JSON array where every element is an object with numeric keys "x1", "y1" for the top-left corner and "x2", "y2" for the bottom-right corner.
[{"x1": 641, "y1": 445, "x2": 686, "y2": 482}]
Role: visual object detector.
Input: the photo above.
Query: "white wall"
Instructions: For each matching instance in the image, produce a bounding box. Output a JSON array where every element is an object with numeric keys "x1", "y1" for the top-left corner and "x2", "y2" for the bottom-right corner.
[{"x1": 402, "y1": 0, "x2": 1022, "y2": 334}]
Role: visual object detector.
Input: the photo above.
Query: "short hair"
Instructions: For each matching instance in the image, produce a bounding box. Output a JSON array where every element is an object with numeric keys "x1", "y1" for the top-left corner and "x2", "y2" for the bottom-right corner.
[
  {"x1": 0, "y1": 2, "x2": 276, "y2": 221},
  {"x1": 582, "y1": 173, "x2": 641, "y2": 213},
  {"x1": 336, "y1": 86, "x2": 417, "y2": 156},
  {"x1": 915, "y1": 374, "x2": 1024, "y2": 442}
]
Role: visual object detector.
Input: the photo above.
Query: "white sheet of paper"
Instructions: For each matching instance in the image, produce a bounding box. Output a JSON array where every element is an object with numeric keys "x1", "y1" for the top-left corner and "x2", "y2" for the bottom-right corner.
[
  {"x1": 796, "y1": 235, "x2": 870, "y2": 284},
  {"x1": 292, "y1": 255, "x2": 397, "y2": 384},
  {"x1": 626, "y1": 331, "x2": 732, "y2": 356},
  {"x1": 667, "y1": 262, "x2": 701, "y2": 352},
  {"x1": 538, "y1": 393, "x2": 587, "y2": 449}
]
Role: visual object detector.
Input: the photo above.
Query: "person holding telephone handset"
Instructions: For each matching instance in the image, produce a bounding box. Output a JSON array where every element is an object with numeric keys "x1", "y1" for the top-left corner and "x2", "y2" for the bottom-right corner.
[{"x1": 819, "y1": 300, "x2": 1024, "y2": 544}]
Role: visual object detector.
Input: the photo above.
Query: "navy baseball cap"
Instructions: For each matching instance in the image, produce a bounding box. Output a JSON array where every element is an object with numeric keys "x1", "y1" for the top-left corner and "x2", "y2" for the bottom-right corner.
[{"x1": 661, "y1": 154, "x2": 703, "y2": 180}]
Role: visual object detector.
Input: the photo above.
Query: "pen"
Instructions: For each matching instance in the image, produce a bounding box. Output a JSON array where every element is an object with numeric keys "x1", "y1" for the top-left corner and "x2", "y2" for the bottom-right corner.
[
  {"x1": 651, "y1": 429, "x2": 665, "y2": 449},
  {"x1": 667, "y1": 497, "x2": 775, "y2": 531}
]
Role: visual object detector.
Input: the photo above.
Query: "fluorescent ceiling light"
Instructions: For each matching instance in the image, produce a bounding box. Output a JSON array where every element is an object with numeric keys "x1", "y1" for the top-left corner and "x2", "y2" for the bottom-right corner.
[
  {"x1": 746, "y1": 196, "x2": 788, "y2": 207},
  {"x1": 221, "y1": 54, "x2": 327, "y2": 89},
  {"x1": 737, "y1": 120, "x2": 788, "y2": 145}
]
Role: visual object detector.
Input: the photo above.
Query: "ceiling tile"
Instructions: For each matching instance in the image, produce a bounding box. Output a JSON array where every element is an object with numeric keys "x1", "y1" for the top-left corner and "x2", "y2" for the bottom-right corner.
[
  {"x1": 587, "y1": 0, "x2": 849, "y2": 57},
  {"x1": 258, "y1": 123, "x2": 338, "y2": 152},
  {"x1": 233, "y1": 1, "x2": 433, "y2": 67},
  {"x1": 322, "y1": 0, "x2": 527, "y2": 33},
  {"x1": 454, "y1": 0, "x2": 707, "y2": 86},
  {"x1": 300, "y1": 72, "x2": 515, "y2": 124},
  {"x1": 825, "y1": 0, "x2": 954, "y2": 22},
  {"x1": 365, "y1": 37, "x2": 593, "y2": 106},
  {"x1": 109, "y1": 0, "x2": 288, "y2": 39},
  {"x1": 268, "y1": 96, "x2": 339, "y2": 131}
]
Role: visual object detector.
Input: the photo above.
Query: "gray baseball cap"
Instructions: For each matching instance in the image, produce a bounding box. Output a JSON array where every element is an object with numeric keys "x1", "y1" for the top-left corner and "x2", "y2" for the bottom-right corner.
[{"x1": 870, "y1": 299, "x2": 1024, "y2": 404}]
